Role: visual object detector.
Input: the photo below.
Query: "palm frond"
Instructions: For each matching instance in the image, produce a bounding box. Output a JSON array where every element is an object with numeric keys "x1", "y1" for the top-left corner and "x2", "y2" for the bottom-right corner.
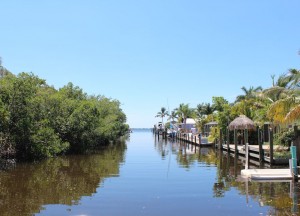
[
  {"x1": 285, "y1": 104, "x2": 300, "y2": 123},
  {"x1": 267, "y1": 97, "x2": 294, "y2": 123}
]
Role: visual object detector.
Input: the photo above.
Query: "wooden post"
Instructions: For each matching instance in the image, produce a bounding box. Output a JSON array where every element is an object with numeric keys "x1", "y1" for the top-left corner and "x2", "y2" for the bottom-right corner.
[
  {"x1": 234, "y1": 129, "x2": 238, "y2": 155},
  {"x1": 293, "y1": 125, "x2": 299, "y2": 164},
  {"x1": 245, "y1": 142, "x2": 249, "y2": 169},
  {"x1": 258, "y1": 127, "x2": 263, "y2": 163},
  {"x1": 219, "y1": 129, "x2": 223, "y2": 150},
  {"x1": 269, "y1": 128, "x2": 274, "y2": 165},
  {"x1": 234, "y1": 154, "x2": 238, "y2": 177},
  {"x1": 290, "y1": 179, "x2": 298, "y2": 213},
  {"x1": 199, "y1": 134, "x2": 202, "y2": 145},
  {"x1": 227, "y1": 127, "x2": 230, "y2": 152},
  {"x1": 245, "y1": 129, "x2": 248, "y2": 145}
]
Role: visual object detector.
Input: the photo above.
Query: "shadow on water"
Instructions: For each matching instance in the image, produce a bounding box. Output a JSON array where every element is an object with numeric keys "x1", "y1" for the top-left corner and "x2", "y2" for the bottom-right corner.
[
  {"x1": 0, "y1": 141, "x2": 126, "y2": 216},
  {"x1": 154, "y1": 136, "x2": 300, "y2": 216}
]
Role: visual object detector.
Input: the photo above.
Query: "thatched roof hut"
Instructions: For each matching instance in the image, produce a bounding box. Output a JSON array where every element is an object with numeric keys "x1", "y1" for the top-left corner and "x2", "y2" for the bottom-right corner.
[{"x1": 228, "y1": 115, "x2": 255, "y2": 131}]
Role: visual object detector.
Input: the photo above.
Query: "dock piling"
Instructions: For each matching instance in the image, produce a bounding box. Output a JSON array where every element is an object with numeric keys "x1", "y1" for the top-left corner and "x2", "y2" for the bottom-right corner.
[
  {"x1": 269, "y1": 128, "x2": 274, "y2": 165},
  {"x1": 245, "y1": 142, "x2": 249, "y2": 170},
  {"x1": 234, "y1": 129, "x2": 238, "y2": 155},
  {"x1": 258, "y1": 127, "x2": 264, "y2": 163},
  {"x1": 219, "y1": 130, "x2": 223, "y2": 150},
  {"x1": 226, "y1": 127, "x2": 229, "y2": 152},
  {"x1": 291, "y1": 146, "x2": 298, "y2": 181}
]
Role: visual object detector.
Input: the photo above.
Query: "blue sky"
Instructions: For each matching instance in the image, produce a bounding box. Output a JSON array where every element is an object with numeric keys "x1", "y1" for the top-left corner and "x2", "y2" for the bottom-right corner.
[{"x1": 1, "y1": 0, "x2": 300, "y2": 128}]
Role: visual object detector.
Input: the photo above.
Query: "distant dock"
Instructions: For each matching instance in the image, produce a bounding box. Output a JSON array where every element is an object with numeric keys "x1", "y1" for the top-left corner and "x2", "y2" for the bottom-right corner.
[{"x1": 175, "y1": 133, "x2": 214, "y2": 147}]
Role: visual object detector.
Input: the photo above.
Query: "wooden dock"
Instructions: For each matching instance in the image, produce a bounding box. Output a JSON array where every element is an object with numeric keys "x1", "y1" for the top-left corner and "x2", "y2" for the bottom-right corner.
[
  {"x1": 221, "y1": 144, "x2": 289, "y2": 165},
  {"x1": 154, "y1": 130, "x2": 289, "y2": 165},
  {"x1": 241, "y1": 168, "x2": 294, "y2": 180},
  {"x1": 174, "y1": 133, "x2": 214, "y2": 147}
]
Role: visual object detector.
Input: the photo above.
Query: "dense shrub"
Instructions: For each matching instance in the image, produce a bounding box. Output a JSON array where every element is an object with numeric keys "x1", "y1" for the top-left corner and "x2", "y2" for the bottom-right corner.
[
  {"x1": 0, "y1": 72, "x2": 129, "y2": 160},
  {"x1": 274, "y1": 130, "x2": 294, "y2": 147}
]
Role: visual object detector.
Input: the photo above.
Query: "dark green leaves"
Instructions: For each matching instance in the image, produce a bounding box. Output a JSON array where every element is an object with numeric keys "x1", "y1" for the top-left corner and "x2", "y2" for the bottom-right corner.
[{"x1": 0, "y1": 72, "x2": 129, "y2": 160}]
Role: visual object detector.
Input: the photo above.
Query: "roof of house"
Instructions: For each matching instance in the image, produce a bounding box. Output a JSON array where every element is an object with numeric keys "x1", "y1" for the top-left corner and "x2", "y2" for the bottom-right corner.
[
  {"x1": 204, "y1": 121, "x2": 218, "y2": 126},
  {"x1": 185, "y1": 118, "x2": 196, "y2": 124}
]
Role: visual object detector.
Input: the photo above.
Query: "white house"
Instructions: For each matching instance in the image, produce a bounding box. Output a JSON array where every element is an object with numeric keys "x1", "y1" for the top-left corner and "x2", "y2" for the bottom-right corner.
[{"x1": 178, "y1": 118, "x2": 197, "y2": 133}]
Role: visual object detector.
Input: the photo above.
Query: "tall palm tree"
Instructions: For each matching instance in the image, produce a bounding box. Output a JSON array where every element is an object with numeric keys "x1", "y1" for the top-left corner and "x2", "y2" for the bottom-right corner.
[
  {"x1": 286, "y1": 68, "x2": 300, "y2": 88},
  {"x1": 235, "y1": 86, "x2": 263, "y2": 102},
  {"x1": 263, "y1": 74, "x2": 291, "y2": 103},
  {"x1": 167, "y1": 110, "x2": 178, "y2": 130},
  {"x1": 202, "y1": 103, "x2": 215, "y2": 115},
  {"x1": 155, "y1": 107, "x2": 168, "y2": 124},
  {"x1": 175, "y1": 103, "x2": 194, "y2": 131},
  {"x1": 168, "y1": 110, "x2": 178, "y2": 122},
  {"x1": 196, "y1": 103, "x2": 215, "y2": 120},
  {"x1": 265, "y1": 72, "x2": 300, "y2": 124}
]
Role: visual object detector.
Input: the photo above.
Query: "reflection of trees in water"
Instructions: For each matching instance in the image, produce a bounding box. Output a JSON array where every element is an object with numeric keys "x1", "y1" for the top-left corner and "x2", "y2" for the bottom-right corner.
[
  {"x1": 155, "y1": 139, "x2": 300, "y2": 215},
  {"x1": 154, "y1": 138, "x2": 219, "y2": 168},
  {"x1": 0, "y1": 141, "x2": 126, "y2": 216},
  {"x1": 213, "y1": 152, "x2": 243, "y2": 198},
  {"x1": 154, "y1": 138, "x2": 299, "y2": 215},
  {"x1": 215, "y1": 152, "x2": 300, "y2": 215},
  {"x1": 154, "y1": 137, "x2": 180, "y2": 160},
  {"x1": 176, "y1": 145, "x2": 219, "y2": 169}
]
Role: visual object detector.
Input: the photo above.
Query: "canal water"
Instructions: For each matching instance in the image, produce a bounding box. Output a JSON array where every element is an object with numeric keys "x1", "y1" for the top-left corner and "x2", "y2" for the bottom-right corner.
[{"x1": 0, "y1": 129, "x2": 299, "y2": 216}]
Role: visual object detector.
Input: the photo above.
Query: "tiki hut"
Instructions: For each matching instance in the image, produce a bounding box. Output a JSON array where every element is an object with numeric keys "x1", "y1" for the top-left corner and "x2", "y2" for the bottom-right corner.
[
  {"x1": 228, "y1": 115, "x2": 255, "y2": 131},
  {"x1": 228, "y1": 115, "x2": 255, "y2": 154}
]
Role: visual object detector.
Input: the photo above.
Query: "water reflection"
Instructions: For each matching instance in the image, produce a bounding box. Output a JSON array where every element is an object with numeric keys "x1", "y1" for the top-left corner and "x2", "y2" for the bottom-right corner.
[
  {"x1": 216, "y1": 152, "x2": 300, "y2": 215},
  {"x1": 154, "y1": 136, "x2": 218, "y2": 169},
  {"x1": 0, "y1": 142, "x2": 126, "y2": 216},
  {"x1": 154, "y1": 137, "x2": 300, "y2": 215},
  {"x1": 1, "y1": 132, "x2": 300, "y2": 216}
]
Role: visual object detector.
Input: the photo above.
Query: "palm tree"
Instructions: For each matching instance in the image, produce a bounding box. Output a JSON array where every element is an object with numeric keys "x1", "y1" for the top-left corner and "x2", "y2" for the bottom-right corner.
[
  {"x1": 196, "y1": 103, "x2": 215, "y2": 120},
  {"x1": 235, "y1": 86, "x2": 263, "y2": 102},
  {"x1": 168, "y1": 110, "x2": 178, "y2": 122},
  {"x1": 202, "y1": 103, "x2": 215, "y2": 115},
  {"x1": 262, "y1": 74, "x2": 291, "y2": 103},
  {"x1": 175, "y1": 103, "x2": 194, "y2": 131},
  {"x1": 167, "y1": 110, "x2": 178, "y2": 130},
  {"x1": 264, "y1": 72, "x2": 300, "y2": 124},
  {"x1": 286, "y1": 68, "x2": 300, "y2": 88},
  {"x1": 155, "y1": 107, "x2": 168, "y2": 124},
  {"x1": 267, "y1": 89, "x2": 300, "y2": 123}
]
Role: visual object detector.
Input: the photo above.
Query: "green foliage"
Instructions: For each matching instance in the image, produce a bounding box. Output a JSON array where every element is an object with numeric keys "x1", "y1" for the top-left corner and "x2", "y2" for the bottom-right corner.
[
  {"x1": 274, "y1": 130, "x2": 295, "y2": 147},
  {"x1": 0, "y1": 72, "x2": 129, "y2": 160},
  {"x1": 208, "y1": 126, "x2": 219, "y2": 142},
  {"x1": 212, "y1": 96, "x2": 228, "y2": 112},
  {"x1": 273, "y1": 151, "x2": 291, "y2": 159},
  {"x1": 31, "y1": 124, "x2": 69, "y2": 159},
  {"x1": 164, "y1": 122, "x2": 170, "y2": 129},
  {"x1": 155, "y1": 107, "x2": 168, "y2": 124}
]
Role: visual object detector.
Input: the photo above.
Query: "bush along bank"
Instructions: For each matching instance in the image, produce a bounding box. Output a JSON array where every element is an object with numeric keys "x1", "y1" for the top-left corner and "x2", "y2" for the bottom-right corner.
[{"x1": 0, "y1": 72, "x2": 129, "y2": 161}]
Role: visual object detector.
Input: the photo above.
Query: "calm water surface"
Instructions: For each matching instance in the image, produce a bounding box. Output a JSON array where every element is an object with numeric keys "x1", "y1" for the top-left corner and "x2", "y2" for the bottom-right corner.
[{"x1": 0, "y1": 130, "x2": 299, "y2": 216}]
